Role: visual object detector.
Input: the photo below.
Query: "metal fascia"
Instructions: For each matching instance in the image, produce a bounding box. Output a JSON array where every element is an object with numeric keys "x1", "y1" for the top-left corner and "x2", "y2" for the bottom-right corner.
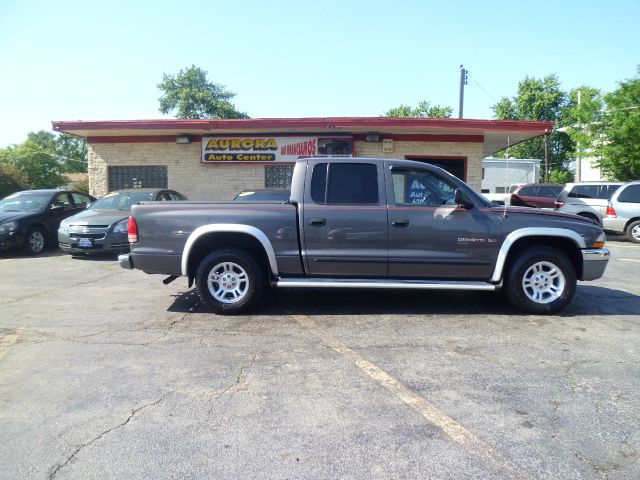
[
  {"x1": 490, "y1": 227, "x2": 586, "y2": 283},
  {"x1": 181, "y1": 224, "x2": 278, "y2": 277}
]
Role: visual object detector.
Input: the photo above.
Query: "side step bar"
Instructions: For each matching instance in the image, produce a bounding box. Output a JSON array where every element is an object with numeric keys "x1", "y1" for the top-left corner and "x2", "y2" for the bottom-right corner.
[{"x1": 274, "y1": 278, "x2": 499, "y2": 291}]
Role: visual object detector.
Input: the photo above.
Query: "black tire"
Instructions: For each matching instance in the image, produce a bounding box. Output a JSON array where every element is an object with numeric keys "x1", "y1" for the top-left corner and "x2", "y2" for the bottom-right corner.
[
  {"x1": 195, "y1": 249, "x2": 264, "y2": 314},
  {"x1": 626, "y1": 220, "x2": 640, "y2": 244},
  {"x1": 504, "y1": 246, "x2": 576, "y2": 314},
  {"x1": 24, "y1": 226, "x2": 46, "y2": 255},
  {"x1": 577, "y1": 212, "x2": 600, "y2": 226}
]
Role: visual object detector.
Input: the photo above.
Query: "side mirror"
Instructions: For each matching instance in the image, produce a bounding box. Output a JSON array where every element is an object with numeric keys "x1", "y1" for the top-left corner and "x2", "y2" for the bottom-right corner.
[
  {"x1": 85, "y1": 202, "x2": 93, "y2": 209},
  {"x1": 50, "y1": 204, "x2": 64, "y2": 213},
  {"x1": 454, "y1": 188, "x2": 474, "y2": 209}
]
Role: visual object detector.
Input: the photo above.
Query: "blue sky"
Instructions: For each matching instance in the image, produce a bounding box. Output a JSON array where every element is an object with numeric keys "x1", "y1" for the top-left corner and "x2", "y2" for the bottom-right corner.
[{"x1": 0, "y1": 0, "x2": 638, "y2": 147}]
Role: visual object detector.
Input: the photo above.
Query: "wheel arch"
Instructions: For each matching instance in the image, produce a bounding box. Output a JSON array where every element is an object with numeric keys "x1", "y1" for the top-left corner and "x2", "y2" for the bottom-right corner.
[
  {"x1": 181, "y1": 224, "x2": 278, "y2": 282},
  {"x1": 491, "y1": 228, "x2": 585, "y2": 283},
  {"x1": 625, "y1": 217, "x2": 640, "y2": 231}
]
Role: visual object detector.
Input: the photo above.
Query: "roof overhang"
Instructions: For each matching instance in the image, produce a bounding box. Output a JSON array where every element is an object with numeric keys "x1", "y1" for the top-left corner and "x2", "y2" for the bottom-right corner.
[{"x1": 52, "y1": 117, "x2": 553, "y2": 157}]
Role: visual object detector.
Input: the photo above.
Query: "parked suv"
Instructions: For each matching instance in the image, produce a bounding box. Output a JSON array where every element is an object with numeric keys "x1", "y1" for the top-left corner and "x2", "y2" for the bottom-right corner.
[
  {"x1": 510, "y1": 183, "x2": 563, "y2": 208},
  {"x1": 602, "y1": 182, "x2": 640, "y2": 243},
  {"x1": 554, "y1": 182, "x2": 624, "y2": 224}
]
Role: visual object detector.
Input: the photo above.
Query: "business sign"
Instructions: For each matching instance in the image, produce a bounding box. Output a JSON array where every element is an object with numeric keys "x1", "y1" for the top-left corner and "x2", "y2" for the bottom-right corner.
[{"x1": 202, "y1": 136, "x2": 352, "y2": 163}]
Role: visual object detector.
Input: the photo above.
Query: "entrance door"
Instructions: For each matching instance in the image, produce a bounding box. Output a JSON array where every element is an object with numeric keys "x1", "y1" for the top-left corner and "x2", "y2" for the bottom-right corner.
[
  {"x1": 301, "y1": 161, "x2": 388, "y2": 277},
  {"x1": 386, "y1": 165, "x2": 502, "y2": 280}
]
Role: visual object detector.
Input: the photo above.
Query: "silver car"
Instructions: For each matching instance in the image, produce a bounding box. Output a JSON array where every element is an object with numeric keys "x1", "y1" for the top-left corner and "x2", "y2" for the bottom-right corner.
[
  {"x1": 602, "y1": 181, "x2": 640, "y2": 243},
  {"x1": 58, "y1": 189, "x2": 186, "y2": 254},
  {"x1": 554, "y1": 182, "x2": 624, "y2": 225}
]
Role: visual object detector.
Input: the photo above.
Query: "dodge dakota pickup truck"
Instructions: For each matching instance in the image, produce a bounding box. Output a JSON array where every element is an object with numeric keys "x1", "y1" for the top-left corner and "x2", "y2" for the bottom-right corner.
[{"x1": 119, "y1": 158, "x2": 610, "y2": 314}]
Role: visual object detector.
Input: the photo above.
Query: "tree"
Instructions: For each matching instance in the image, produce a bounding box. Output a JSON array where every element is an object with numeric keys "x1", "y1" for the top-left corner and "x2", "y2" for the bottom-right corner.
[
  {"x1": 0, "y1": 163, "x2": 30, "y2": 198},
  {"x1": 55, "y1": 134, "x2": 88, "y2": 173},
  {"x1": 0, "y1": 131, "x2": 67, "y2": 189},
  {"x1": 384, "y1": 100, "x2": 453, "y2": 118},
  {"x1": 592, "y1": 70, "x2": 640, "y2": 180},
  {"x1": 492, "y1": 74, "x2": 574, "y2": 182},
  {"x1": 157, "y1": 65, "x2": 248, "y2": 119}
]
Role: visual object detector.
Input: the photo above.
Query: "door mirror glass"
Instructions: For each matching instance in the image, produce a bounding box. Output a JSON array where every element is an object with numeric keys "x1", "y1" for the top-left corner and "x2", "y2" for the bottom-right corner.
[{"x1": 50, "y1": 204, "x2": 64, "y2": 213}]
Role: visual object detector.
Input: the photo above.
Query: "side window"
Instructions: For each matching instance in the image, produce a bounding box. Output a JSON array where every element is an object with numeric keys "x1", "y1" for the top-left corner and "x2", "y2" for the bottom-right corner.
[
  {"x1": 169, "y1": 191, "x2": 186, "y2": 200},
  {"x1": 391, "y1": 169, "x2": 456, "y2": 206},
  {"x1": 518, "y1": 186, "x2": 537, "y2": 196},
  {"x1": 538, "y1": 186, "x2": 558, "y2": 198},
  {"x1": 603, "y1": 184, "x2": 622, "y2": 199},
  {"x1": 618, "y1": 185, "x2": 640, "y2": 203},
  {"x1": 310, "y1": 163, "x2": 379, "y2": 205},
  {"x1": 52, "y1": 193, "x2": 73, "y2": 211},
  {"x1": 569, "y1": 185, "x2": 598, "y2": 199},
  {"x1": 71, "y1": 193, "x2": 91, "y2": 208}
]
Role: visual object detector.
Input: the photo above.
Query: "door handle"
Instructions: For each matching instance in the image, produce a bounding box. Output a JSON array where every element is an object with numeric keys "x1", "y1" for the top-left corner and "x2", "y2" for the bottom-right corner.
[
  {"x1": 391, "y1": 218, "x2": 410, "y2": 228},
  {"x1": 309, "y1": 217, "x2": 326, "y2": 227}
]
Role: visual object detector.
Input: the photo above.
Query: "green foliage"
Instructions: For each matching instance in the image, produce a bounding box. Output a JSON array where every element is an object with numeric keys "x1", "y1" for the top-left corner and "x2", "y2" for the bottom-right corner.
[
  {"x1": 72, "y1": 178, "x2": 90, "y2": 194},
  {"x1": 157, "y1": 65, "x2": 248, "y2": 119},
  {"x1": 0, "y1": 130, "x2": 86, "y2": 189},
  {"x1": 493, "y1": 75, "x2": 573, "y2": 176},
  {"x1": 384, "y1": 100, "x2": 453, "y2": 118},
  {"x1": 549, "y1": 169, "x2": 574, "y2": 184},
  {"x1": 591, "y1": 69, "x2": 640, "y2": 181},
  {"x1": 0, "y1": 163, "x2": 31, "y2": 198}
]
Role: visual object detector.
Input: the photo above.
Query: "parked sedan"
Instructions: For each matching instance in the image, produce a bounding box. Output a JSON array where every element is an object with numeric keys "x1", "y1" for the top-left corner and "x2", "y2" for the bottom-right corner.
[
  {"x1": 0, "y1": 189, "x2": 95, "y2": 255},
  {"x1": 58, "y1": 189, "x2": 186, "y2": 255}
]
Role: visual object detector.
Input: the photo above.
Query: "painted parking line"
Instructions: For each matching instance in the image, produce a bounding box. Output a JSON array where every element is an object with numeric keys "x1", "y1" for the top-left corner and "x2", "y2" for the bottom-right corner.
[
  {"x1": 294, "y1": 314, "x2": 528, "y2": 479},
  {"x1": 0, "y1": 259, "x2": 12, "y2": 263},
  {"x1": 620, "y1": 258, "x2": 640, "y2": 263}
]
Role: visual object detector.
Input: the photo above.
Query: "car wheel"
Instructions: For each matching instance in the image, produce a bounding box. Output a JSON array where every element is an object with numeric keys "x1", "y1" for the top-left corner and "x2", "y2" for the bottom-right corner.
[
  {"x1": 195, "y1": 249, "x2": 264, "y2": 314},
  {"x1": 577, "y1": 212, "x2": 600, "y2": 225},
  {"x1": 24, "y1": 226, "x2": 46, "y2": 255},
  {"x1": 626, "y1": 220, "x2": 640, "y2": 244},
  {"x1": 505, "y1": 246, "x2": 576, "y2": 314}
]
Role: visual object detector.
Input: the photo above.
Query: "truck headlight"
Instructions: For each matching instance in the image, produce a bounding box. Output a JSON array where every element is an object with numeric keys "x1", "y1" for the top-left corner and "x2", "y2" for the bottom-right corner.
[
  {"x1": 590, "y1": 232, "x2": 606, "y2": 249},
  {"x1": 0, "y1": 221, "x2": 17, "y2": 234},
  {"x1": 112, "y1": 219, "x2": 128, "y2": 234}
]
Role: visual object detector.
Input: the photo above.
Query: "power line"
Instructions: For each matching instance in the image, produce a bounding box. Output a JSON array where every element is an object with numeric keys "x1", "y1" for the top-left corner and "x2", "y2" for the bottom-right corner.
[{"x1": 471, "y1": 78, "x2": 498, "y2": 103}]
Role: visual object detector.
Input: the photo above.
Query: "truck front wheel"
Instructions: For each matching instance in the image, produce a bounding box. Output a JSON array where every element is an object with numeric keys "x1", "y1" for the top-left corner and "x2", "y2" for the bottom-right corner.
[
  {"x1": 505, "y1": 246, "x2": 576, "y2": 314},
  {"x1": 195, "y1": 249, "x2": 264, "y2": 314}
]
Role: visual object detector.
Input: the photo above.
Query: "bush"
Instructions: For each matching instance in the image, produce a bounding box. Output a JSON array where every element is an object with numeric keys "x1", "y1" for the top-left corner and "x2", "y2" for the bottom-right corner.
[
  {"x1": 73, "y1": 178, "x2": 90, "y2": 194},
  {"x1": 0, "y1": 163, "x2": 31, "y2": 198}
]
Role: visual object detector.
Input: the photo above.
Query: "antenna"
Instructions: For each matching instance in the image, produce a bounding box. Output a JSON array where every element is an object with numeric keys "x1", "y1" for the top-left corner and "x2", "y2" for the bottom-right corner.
[{"x1": 503, "y1": 136, "x2": 510, "y2": 217}]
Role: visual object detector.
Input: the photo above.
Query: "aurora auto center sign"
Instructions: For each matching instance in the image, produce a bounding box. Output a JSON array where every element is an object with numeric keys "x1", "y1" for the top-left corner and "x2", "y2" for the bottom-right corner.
[{"x1": 202, "y1": 136, "x2": 352, "y2": 163}]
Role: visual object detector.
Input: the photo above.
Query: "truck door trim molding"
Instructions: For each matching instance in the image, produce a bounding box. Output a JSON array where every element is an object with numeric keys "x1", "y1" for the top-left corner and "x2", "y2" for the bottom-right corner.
[
  {"x1": 181, "y1": 224, "x2": 279, "y2": 277},
  {"x1": 490, "y1": 227, "x2": 586, "y2": 282}
]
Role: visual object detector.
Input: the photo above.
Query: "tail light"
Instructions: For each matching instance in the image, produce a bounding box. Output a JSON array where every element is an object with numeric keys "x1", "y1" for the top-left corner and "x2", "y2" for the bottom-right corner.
[
  {"x1": 606, "y1": 203, "x2": 617, "y2": 218},
  {"x1": 127, "y1": 216, "x2": 138, "y2": 243},
  {"x1": 554, "y1": 201, "x2": 564, "y2": 209}
]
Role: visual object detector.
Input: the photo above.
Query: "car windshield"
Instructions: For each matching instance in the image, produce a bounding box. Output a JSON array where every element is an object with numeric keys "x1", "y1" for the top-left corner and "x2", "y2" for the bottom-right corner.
[
  {"x1": 0, "y1": 192, "x2": 52, "y2": 213},
  {"x1": 90, "y1": 191, "x2": 156, "y2": 210}
]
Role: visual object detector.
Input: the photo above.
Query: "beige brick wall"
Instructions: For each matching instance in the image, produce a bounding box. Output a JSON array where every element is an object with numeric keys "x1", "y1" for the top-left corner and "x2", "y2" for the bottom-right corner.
[{"x1": 88, "y1": 139, "x2": 484, "y2": 199}]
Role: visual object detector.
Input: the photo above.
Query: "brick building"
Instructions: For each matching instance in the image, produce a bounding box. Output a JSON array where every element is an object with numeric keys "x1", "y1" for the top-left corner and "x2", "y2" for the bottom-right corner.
[{"x1": 52, "y1": 117, "x2": 552, "y2": 200}]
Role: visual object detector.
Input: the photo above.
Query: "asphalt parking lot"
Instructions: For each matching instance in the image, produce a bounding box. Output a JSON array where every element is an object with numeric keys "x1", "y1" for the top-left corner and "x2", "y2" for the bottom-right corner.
[{"x1": 1, "y1": 238, "x2": 639, "y2": 479}]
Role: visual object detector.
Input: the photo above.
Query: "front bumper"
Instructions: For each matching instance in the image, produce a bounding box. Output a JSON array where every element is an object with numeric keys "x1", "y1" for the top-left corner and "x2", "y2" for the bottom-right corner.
[
  {"x1": 0, "y1": 231, "x2": 23, "y2": 251},
  {"x1": 581, "y1": 248, "x2": 610, "y2": 281},
  {"x1": 58, "y1": 230, "x2": 129, "y2": 254}
]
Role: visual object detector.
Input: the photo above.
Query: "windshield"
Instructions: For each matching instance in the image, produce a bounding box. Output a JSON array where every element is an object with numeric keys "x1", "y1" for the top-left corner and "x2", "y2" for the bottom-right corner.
[
  {"x1": 0, "y1": 192, "x2": 52, "y2": 213},
  {"x1": 90, "y1": 191, "x2": 156, "y2": 210}
]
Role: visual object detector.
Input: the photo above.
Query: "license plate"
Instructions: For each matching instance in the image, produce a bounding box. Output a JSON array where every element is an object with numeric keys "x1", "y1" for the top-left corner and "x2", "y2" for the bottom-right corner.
[{"x1": 77, "y1": 238, "x2": 93, "y2": 248}]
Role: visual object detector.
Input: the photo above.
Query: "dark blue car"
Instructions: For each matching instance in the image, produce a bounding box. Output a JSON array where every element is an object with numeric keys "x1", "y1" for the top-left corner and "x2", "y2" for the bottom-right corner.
[{"x1": 0, "y1": 189, "x2": 95, "y2": 255}]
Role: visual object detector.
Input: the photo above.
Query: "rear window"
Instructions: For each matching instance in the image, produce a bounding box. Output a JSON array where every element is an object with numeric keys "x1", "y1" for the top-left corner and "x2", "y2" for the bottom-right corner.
[
  {"x1": 310, "y1": 163, "x2": 379, "y2": 205},
  {"x1": 618, "y1": 184, "x2": 640, "y2": 203}
]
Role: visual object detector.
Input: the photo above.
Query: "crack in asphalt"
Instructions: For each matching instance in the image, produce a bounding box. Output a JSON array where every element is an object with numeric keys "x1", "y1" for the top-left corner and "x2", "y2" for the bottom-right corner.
[
  {"x1": 205, "y1": 353, "x2": 257, "y2": 417},
  {"x1": 48, "y1": 392, "x2": 172, "y2": 480}
]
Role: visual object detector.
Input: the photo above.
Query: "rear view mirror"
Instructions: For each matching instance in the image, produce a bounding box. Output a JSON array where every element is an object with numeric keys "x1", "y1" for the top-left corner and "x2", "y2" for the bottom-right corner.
[{"x1": 454, "y1": 188, "x2": 474, "y2": 209}]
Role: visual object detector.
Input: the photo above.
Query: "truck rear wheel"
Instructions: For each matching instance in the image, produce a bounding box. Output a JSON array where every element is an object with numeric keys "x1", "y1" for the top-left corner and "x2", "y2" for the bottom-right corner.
[
  {"x1": 195, "y1": 249, "x2": 264, "y2": 314},
  {"x1": 505, "y1": 246, "x2": 576, "y2": 314}
]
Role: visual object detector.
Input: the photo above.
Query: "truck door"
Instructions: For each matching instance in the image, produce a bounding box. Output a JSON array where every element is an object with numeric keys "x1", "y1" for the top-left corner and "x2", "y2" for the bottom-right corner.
[
  {"x1": 301, "y1": 160, "x2": 388, "y2": 277},
  {"x1": 386, "y1": 164, "x2": 502, "y2": 280}
]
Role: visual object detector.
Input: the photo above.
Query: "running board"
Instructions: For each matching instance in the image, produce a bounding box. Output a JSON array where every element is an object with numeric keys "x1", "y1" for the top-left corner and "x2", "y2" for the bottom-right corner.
[{"x1": 274, "y1": 278, "x2": 499, "y2": 291}]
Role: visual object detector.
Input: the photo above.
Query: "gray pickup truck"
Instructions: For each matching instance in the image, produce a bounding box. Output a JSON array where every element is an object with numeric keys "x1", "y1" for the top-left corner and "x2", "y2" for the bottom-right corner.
[{"x1": 119, "y1": 158, "x2": 610, "y2": 314}]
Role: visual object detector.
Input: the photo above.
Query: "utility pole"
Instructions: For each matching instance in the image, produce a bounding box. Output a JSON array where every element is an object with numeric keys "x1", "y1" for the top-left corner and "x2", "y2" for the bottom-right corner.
[
  {"x1": 544, "y1": 132, "x2": 549, "y2": 182},
  {"x1": 459, "y1": 65, "x2": 468, "y2": 119},
  {"x1": 575, "y1": 89, "x2": 582, "y2": 182}
]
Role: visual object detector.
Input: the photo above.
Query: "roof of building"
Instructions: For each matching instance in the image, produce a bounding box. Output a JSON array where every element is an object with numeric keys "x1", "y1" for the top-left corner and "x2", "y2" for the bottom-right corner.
[{"x1": 52, "y1": 117, "x2": 553, "y2": 158}]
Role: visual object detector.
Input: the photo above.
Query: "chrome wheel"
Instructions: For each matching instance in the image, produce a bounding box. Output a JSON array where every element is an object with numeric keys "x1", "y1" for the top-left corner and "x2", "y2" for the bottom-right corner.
[
  {"x1": 632, "y1": 224, "x2": 640, "y2": 241},
  {"x1": 522, "y1": 261, "x2": 566, "y2": 304},
  {"x1": 29, "y1": 230, "x2": 45, "y2": 254},
  {"x1": 207, "y1": 262, "x2": 249, "y2": 304}
]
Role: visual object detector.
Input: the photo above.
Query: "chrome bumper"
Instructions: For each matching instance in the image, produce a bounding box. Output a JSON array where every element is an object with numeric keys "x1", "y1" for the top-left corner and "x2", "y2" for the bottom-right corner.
[
  {"x1": 118, "y1": 253, "x2": 133, "y2": 270},
  {"x1": 581, "y1": 248, "x2": 610, "y2": 281}
]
